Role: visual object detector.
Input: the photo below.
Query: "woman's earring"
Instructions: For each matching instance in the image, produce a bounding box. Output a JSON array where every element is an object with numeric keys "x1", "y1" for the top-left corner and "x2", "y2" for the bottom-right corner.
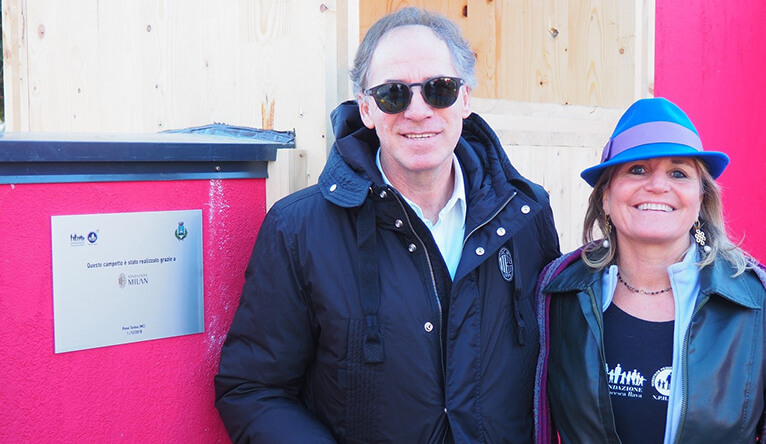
[
  {"x1": 694, "y1": 220, "x2": 712, "y2": 253},
  {"x1": 602, "y1": 215, "x2": 612, "y2": 249}
]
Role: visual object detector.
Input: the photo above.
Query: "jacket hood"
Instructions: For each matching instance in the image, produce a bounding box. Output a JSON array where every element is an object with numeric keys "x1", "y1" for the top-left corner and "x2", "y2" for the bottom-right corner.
[{"x1": 319, "y1": 100, "x2": 543, "y2": 209}]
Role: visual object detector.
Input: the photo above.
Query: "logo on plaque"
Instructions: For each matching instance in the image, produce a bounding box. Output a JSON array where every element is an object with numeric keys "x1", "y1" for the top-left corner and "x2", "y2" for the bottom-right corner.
[
  {"x1": 175, "y1": 222, "x2": 188, "y2": 241},
  {"x1": 69, "y1": 233, "x2": 86, "y2": 246}
]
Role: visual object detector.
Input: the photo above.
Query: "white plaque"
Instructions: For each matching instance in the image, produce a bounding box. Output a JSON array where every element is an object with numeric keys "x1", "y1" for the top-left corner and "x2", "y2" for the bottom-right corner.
[{"x1": 51, "y1": 210, "x2": 204, "y2": 353}]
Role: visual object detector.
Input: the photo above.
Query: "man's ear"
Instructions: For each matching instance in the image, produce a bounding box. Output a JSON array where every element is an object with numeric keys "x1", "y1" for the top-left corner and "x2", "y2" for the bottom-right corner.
[
  {"x1": 461, "y1": 86, "x2": 471, "y2": 119},
  {"x1": 357, "y1": 95, "x2": 376, "y2": 129}
]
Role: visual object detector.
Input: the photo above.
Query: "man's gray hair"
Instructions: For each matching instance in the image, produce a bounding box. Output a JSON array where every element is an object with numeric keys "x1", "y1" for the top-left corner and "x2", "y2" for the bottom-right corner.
[{"x1": 350, "y1": 7, "x2": 477, "y2": 96}]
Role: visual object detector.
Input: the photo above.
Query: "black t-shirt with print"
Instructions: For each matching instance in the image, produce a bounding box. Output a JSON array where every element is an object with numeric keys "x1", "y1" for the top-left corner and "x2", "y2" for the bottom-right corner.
[{"x1": 603, "y1": 303, "x2": 674, "y2": 444}]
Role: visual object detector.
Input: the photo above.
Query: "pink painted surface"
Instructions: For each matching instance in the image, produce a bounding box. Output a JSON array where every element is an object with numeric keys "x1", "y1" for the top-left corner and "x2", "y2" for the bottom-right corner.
[
  {"x1": 0, "y1": 179, "x2": 266, "y2": 442},
  {"x1": 655, "y1": 0, "x2": 766, "y2": 261}
]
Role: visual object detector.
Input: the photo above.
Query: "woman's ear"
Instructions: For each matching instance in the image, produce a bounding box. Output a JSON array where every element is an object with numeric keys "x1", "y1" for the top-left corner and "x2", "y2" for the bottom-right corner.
[{"x1": 602, "y1": 187, "x2": 610, "y2": 214}]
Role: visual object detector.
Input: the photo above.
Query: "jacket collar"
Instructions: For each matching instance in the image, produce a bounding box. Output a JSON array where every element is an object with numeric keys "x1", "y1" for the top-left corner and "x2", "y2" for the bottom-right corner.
[
  {"x1": 543, "y1": 254, "x2": 601, "y2": 295},
  {"x1": 545, "y1": 249, "x2": 764, "y2": 310},
  {"x1": 701, "y1": 256, "x2": 763, "y2": 309}
]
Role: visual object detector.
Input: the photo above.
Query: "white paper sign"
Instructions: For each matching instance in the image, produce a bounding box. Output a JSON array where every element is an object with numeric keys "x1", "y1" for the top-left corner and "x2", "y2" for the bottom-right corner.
[{"x1": 51, "y1": 210, "x2": 204, "y2": 353}]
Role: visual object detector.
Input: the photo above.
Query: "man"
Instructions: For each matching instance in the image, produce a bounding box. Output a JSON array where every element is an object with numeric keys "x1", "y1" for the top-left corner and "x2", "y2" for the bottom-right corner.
[{"x1": 215, "y1": 7, "x2": 560, "y2": 443}]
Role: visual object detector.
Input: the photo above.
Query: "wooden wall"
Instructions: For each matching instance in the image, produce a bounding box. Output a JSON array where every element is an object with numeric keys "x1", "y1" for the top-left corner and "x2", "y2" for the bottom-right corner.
[
  {"x1": 2, "y1": 0, "x2": 653, "y2": 252},
  {"x1": 360, "y1": 0, "x2": 654, "y2": 107}
]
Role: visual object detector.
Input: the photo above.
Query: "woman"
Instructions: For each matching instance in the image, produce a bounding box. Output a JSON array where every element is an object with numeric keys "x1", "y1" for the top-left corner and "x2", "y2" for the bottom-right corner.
[{"x1": 534, "y1": 97, "x2": 766, "y2": 443}]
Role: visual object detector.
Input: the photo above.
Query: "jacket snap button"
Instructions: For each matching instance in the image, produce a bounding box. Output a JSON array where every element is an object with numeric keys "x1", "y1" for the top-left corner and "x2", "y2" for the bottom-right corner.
[
  {"x1": 424, "y1": 322, "x2": 433, "y2": 332},
  {"x1": 395, "y1": 219, "x2": 403, "y2": 228},
  {"x1": 408, "y1": 244, "x2": 417, "y2": 253},
  {"x1": 379, "y1": 190, "x2": 388, "y2": 199},
  {"x1": 475, "y1": 247, "x2": 485, "y2": 256},
  {"x1": 329, "y1": 184, "x2": 337, "y2": 192},
  {"x1": 496, "y1": 227, "x2": 506, "y2": 236},
  {"x1": 521, "y1": 205, "x2": 530, "y2": 214}
]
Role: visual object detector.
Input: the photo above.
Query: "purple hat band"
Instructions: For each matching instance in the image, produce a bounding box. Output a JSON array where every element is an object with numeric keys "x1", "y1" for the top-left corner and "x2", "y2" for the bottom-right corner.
[{"x1": 601, "y1": 121, "x2": 703, "y2": 162}]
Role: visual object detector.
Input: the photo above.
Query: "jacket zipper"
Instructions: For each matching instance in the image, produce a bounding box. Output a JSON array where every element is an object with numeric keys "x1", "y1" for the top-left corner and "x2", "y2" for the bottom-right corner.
[
  {"x1": 394, "y1": 188, "x2": 517, "y2": 443},
  {"x1": 590, "y1": 287, "x2": 623, "y2": 444},
  {"x1": 588, "y1": 287, "x2": 609, "y2": 384},
  {"x1": 392, "y1": 193, "x2": 451, "y2": 444},
  {"x1": 390, "y1": 192, "x2": 445, "y2": 374},
  {"x1": 589, "y1": 289, "x2": 606, "y2": 356},
  {"x1": 671, "y1": 296, "x2": 709, "y2": 444}
]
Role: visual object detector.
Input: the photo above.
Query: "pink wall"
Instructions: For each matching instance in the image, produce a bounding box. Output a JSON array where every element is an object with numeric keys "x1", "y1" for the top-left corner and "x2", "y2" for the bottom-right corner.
[
  {"x1": 0, "y1": 179, "x2": 265, "y2": 442},
  {"x1": 655, "y1": 0, "x2": 766, "y2": 262}
]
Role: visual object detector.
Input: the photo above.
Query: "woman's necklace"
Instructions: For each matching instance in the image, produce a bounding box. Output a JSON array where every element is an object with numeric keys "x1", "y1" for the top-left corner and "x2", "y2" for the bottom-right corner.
[{"x1": 617, "y1": 272, "x2": 672, "y2": 296}]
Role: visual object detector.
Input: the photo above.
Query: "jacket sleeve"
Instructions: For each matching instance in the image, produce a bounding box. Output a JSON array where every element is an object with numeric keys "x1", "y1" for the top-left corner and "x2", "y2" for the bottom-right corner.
[{"x1": 214, "y1": 205, "x2": 336, "y2": 443}]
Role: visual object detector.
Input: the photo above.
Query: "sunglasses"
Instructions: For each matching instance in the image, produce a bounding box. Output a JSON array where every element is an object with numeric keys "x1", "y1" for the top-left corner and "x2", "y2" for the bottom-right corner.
[{"x1": 363, "y1": 76, "x2": 465, "y2": 114}]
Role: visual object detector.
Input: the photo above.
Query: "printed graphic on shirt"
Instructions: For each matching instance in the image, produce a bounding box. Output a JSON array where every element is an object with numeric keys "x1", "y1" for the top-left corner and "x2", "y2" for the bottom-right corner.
[
  {"x1": 651, "y1": 366, "x2": 672, "y2": 401},
  {"x1": 603, "y1": 304, "x2": 673, "y2": 444},
  {"x1": 607, "y1": 362, "x2": 672, "y2": 401},
  {"x1": 607, "y1": 363, "x2": 647, "y2": 398}
]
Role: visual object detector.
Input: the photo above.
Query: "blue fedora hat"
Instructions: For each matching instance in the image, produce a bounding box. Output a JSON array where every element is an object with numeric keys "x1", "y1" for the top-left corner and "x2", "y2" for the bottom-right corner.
[{"x1": 581, "y1": 97, "x2": 730, "y2": 187}]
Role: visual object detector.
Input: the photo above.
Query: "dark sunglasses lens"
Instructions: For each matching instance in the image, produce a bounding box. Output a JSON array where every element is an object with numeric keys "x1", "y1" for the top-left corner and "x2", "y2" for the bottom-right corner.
[
  {"x1": 423, "y1": 78, "x2": 460, "y2": 108},
  {"x1": 374, "y1": 83, "x2": 410, "y2": 114}
]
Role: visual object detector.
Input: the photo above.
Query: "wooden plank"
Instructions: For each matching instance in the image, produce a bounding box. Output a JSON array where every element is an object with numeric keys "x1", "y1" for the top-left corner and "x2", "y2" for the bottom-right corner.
[
  {"x1": 2, "y1": 0, "x2": 30, "y2": 131},
  {"x1": 463, "y1": 0, "x2": 495, "y2": 98},
  {"x1": 637, "y1": 0, "x2": 655, "y2": 98},
  {"x1": 257, "y1": 1, "x2": 327, "y2": 186},
  {"x1": 472, "y1": 97, "x2": 620, "y2": 147},
  {"x1": 359, "y1": 1, "x2": 457, "y2": 41},
  {"x1": 267, "y1": 148, "x2": 308, "y2": 210},
  {"x1": 496, "y1": 0, "x2": 567, "y2": 104}
]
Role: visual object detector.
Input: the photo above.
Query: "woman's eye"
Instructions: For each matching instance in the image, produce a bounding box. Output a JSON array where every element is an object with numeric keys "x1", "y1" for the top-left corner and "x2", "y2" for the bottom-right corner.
[
  {"x1": 671, "y1": 170, "x2": 688, "y2": 179},
  {"x1": 628, "y1": 165, "x2": 646, "y2": 175}
]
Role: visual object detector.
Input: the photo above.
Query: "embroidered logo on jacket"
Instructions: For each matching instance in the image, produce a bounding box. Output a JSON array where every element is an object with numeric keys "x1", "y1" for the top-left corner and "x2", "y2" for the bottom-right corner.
[{"x1": 498, "y1": 247, "x2": 514, "y2": 282}]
